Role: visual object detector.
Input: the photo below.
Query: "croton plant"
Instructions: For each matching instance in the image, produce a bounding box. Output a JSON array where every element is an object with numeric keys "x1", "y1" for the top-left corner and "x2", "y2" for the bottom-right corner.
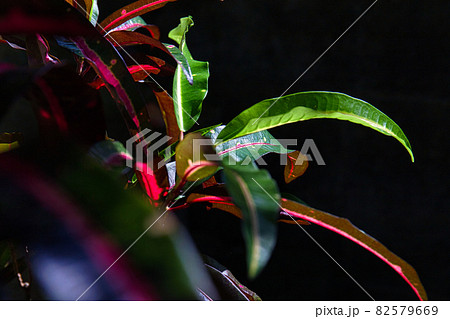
[{"x1": 0, "y1": 0, "x2": 426, "y2": 300}]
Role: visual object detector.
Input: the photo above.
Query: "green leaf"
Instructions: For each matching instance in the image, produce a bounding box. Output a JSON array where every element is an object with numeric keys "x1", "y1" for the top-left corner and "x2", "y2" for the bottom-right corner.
[
  {"x1": 223, "y1": 163, "x2": 280, "y2": 278},
  {"x1": 217, "y1": 92, "x2": 414, "y2": 162},
  {"x1": 55, "y1": 153, "x2": 217, "y2": 299},
  {"x1": 175, "y1": 132, "x2": 219, "y2": 182},
  {"x1": 281, "y1": 198, "x2": 427, "y2": 301},
  {"x1": 206, "y1": 125, "x2": 291, "y2": 163},
  {"x1": 88, "y1": 0, "x2": 99, "y2": 26},
  {"x1": 110, "y1": 16, "x2": 146, "y2": 32},
  {"x1": 169, "y1": 17, "x2": 210, "y2": 132},
  {"x1": 0, "y1": 133, "x2": 23, "y2": 154},
  {"x1": 163, "y1": 43, "x2": 193, "y2": 84},
  {"x1": 158, "y1": 124, "x2": 223, "y2": 161},
  {"x1": 185, "y1": 188, "x2": 310, "y2": 226}
]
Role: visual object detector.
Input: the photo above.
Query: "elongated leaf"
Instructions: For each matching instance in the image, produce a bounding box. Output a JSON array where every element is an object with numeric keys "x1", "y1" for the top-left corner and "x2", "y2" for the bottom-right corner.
[
  {"x1": 169, "y1": 17, "x2": 209, "y2": 132},
  {"x1": 284, "y1": 150, "x2": 308, "y2": 183},
  {"x1": 65, "y1": 0, "x2": 98, "y2": 25},
  {"x1": 25, "y1": 34, "x2": 57, "y2": 67},
  {"x1": 109, "y1": 16, "x2": 147, "y2": 32},
  {"x1": 185, "y1": 191, "x2": 310, "y2": 225},
  {"x1": 281, "y1": 198, "x2": 427, "y2": 301},
  {"x1": 223, "y1": 163, "x2": 280, "y2": 278},
  {"x1": 217, "y1": 92, "x2": 414, "y2": 162},
  {"x1": 107, "y1": 30, "x2": 166, "y2": 52},
  {"x1": 206, "y1": 125, "x2": 291, "y2": 163},
  {"x1": 54, "y1": 36, "x2": 83, "y2": 56},
  {"x1": 88, "y1": 0, "x2": 99, "y2": 26},
  {"x1": 153, "y1": 90, "x2": 181, "y2": 140},
  {"x1": 163, "y1": 44, "x2": 194, "y2": 84},
  {"x1": 104, "y1": 31, "x2": 192, "y2": 83},
  {"x1": 0, "y1": 35, "x2": 26, "y2": 50},
  {"x1": 100, "y1": 0, "x2": 176, "y2": 33},
  {"x1": 71, "y1": 36, "x2": 143, "y2": 130}
]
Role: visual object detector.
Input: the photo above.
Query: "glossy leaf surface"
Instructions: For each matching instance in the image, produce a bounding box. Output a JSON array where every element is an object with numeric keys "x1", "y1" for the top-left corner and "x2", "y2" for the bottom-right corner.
[
  {"x1": 100, "y1": 0, "x2": 176, "y2": 33},
  {"x1": 169, "y1": 17, "x2": 209, "y2": 132},
  {"x1": 223, "y1": 163, "x2": 279, "y2": 278},
  {"x1": 281, "y1": 198, "x2": 427, "y2": 300},
  {"x1": 109, "y1": 16, "x2": 146, "y2": 32},
  {"x1": 217, "y1": 92, "x2": 414, "y2": 161},
  {"x1": 175, "y1": 133, "x2": 218, "y2": 182},
  {"x1": 206, "y1": 125, "x2": 290, "y2": 163}
]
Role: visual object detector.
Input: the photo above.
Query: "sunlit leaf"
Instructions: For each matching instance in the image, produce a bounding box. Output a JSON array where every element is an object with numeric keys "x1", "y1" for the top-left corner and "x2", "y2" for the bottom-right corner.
[
  {"x1": 223, "y1": 163, "x2": 279, "y2": 278},
  {"x1": 88, "y1": 0, "x2": 99, "y2": 26},
  {"x1": 217, "y1": 92, "x2": 414, "y2": 162},
  {"x1": 169, "y1": 17, "x2": 209, "y2": 132},
  {"x1": 281, "y1": 198, "x2": 427, "y2": 301},
  {"x1": 99, "y1": 0, "x2": 177, "y2": 33},
  {"x1": 0, "y1": 133, "x2": 23, "y2": 154},
  {"x1": 109, "y1": 16, "x2": 146, "y2": 32},
  {"x1": 105, "y1": 31, "x2": 191, "y2": 83},
  {"x1": 175, "y1": 133, "x2": 219, "y2": 182},
  {"x1": 206, "y1": 125, "x2": 291, "y2": 163}
]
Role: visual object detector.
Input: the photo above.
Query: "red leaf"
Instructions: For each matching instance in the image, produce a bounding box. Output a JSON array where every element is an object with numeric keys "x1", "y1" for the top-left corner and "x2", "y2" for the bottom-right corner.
[
  {"x1": 106, "y1": 30, "x2": 170, "y2": 55},
  {"x1": 153, "y1": 90, "x2": 180, "y2": 141},
  {"x1": 284, "y1": 150, "x2": 308, "y2": 183},
  {"x1": 280, "y1": 198, "x2": 428, "y2": 301},
  {"x1": 100, "y1": 0, "x2": 177, "y2": 33},
  {"x1": 72, "y1": 36, "x2": 140, "y2": 129},
  {"x1": 185, "y1": 191, "x2": 310, "y2": 225}
]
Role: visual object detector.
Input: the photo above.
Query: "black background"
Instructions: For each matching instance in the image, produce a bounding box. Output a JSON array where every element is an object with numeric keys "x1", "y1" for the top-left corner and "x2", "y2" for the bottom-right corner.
[{"x1": 109, "y1": 0, "x2": 448, "y2": 300}]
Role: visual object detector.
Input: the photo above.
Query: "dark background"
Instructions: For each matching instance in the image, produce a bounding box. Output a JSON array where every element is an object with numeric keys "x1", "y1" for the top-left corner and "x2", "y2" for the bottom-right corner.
[{"x1": 125, "y1": 0, "x2": 449, "y2": 301}]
